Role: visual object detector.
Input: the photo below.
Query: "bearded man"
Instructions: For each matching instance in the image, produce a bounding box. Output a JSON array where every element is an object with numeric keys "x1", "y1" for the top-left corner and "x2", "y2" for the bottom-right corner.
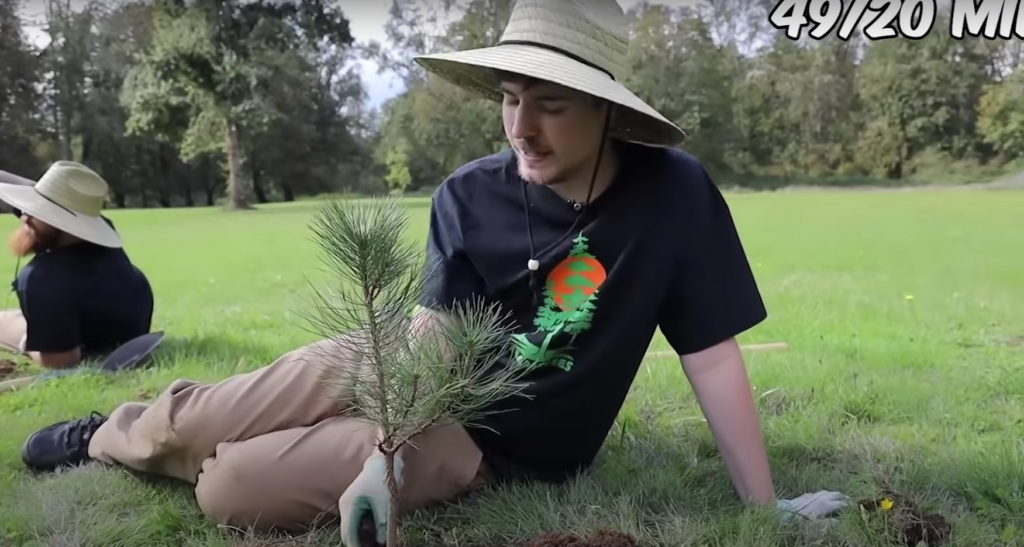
[{"x1": 0, "y1": 161, "x2": 154, "y2": 369}]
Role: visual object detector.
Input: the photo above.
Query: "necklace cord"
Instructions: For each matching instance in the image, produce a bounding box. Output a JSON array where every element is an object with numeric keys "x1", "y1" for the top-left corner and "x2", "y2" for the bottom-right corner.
[{"x1": 522, "y1": 105, "x2": 614, "y2": 307}]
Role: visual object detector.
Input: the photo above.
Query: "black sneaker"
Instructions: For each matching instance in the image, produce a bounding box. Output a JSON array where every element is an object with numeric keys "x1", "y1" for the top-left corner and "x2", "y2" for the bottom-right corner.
[{"x1": 21, "y1": 411, "x2": 108, "y2": 472}]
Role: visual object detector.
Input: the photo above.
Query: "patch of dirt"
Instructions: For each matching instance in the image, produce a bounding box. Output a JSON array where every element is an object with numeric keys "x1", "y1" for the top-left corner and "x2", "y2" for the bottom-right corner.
[
  {"x1": 999, "y1": 335, "x2": 1024, "y2": 347},
  {"x1": 756, "y1": 388, "x2": 794, "y2": 416},
  {"x1": 957, "y1": 334, "x2": 1024, "y2": 349},
  {"x1": 0, "y1": 358, "x2": 30, "y2": 381},
  {"x1": 858, "y1": 491, "x2": 951, "y2": 547},
  {"x1": 0, "y1": 359, "x2": 17, "y2": 380},
  {"x1": 524, "y1": 530, "x2": 637, "y2": 547}
]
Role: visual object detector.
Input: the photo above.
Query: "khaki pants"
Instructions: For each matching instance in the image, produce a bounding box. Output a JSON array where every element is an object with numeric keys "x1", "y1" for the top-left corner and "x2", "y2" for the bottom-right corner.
[
  {"x1": 86, "y1": 334, "x2": 488, "y2": 532},
  {"x1": 0, "y1": 308, "x2": 26, "y2": 354}
]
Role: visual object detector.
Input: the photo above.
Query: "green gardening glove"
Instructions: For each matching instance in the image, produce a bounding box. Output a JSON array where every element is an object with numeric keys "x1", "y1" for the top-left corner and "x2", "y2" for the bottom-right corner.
[{"x1": 339, "y1": 454, "x2": 405, "y2": 547}]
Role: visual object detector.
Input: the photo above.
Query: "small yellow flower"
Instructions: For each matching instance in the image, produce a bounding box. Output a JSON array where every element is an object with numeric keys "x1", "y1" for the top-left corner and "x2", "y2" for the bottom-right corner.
[
  {"x1": 880, "y1": 498, "x2": 894, "y2": 511},
  {"x1": 904, "y1": 294, "x2": 914, "y2": 300}
]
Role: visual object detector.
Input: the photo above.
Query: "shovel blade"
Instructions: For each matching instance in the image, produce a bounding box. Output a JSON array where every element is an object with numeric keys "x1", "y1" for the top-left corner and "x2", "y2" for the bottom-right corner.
[{"x1": 99, "y1": 331, "x2": 166, "y2": 372}]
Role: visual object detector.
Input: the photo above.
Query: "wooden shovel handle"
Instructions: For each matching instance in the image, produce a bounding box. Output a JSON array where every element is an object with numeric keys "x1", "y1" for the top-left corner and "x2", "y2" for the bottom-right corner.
[
  {"x1": 740, "y1": 342, "x2": 788, "y2": 352},
  {"x1": 645, "y1": 341, "x2": 788, "y2": 358}
]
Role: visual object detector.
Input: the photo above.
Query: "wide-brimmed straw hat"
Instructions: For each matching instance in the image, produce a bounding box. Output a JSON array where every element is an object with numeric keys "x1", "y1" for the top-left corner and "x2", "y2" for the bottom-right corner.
[
  {"x1": 413, "y1": 0, "x2": 686, "y2": 148},
  {"x1": 0, "y1": 161, "x2": 121, "y2": 248}
]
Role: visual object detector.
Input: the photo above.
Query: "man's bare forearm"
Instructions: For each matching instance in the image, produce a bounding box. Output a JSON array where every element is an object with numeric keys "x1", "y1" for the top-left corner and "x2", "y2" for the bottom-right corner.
[{"x1": 681, "y1": 338, "x2": 776, "y2": 505}]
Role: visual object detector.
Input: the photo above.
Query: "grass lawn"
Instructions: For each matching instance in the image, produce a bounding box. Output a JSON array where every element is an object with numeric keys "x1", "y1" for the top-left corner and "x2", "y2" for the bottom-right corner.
[{"x1": 0, "y1": 189, "x2": 1022, "y2": 547}]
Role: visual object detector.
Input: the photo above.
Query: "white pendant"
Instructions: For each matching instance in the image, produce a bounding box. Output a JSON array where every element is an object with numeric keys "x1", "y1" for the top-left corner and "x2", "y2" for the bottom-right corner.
[{"x1": 527, "y1": 259, "x2": 540, "y2": 271}]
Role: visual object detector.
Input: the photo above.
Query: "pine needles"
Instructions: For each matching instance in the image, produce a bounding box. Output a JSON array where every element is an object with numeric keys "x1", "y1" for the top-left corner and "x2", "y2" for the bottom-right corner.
[{"x1": 297, "y1": 196, "x2": 532, "y2": 546}]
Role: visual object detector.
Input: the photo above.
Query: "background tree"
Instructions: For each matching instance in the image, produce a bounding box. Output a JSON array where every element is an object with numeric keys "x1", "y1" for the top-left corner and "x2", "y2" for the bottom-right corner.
[
  {"x1": 977, "y1": 69, "x2": 1024, "y2": 162},
  {"x1": 120, "y1": 0, "x2": 355, "y2": 209},
  {"x1": 0, "y1": 0, "x2": 44, "y2": 178}
]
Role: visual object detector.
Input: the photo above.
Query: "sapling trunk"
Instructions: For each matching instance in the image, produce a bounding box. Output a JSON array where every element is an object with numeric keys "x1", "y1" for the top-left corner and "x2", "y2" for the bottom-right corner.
[
  {"x1": 384, "y1": 449, "x2": 400, "y2": 547},
  {"x1": 299, "y1": 196, "x2": 535, "y2": 546}
]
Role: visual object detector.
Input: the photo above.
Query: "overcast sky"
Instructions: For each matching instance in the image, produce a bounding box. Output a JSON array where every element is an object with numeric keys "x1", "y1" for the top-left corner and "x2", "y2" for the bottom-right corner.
[
  {"x1": 300, "y1": 0, "x2": 659, "y2": 107},
  {"x1": 19, "y1": 0, "x2": 680, "y2": 108}
]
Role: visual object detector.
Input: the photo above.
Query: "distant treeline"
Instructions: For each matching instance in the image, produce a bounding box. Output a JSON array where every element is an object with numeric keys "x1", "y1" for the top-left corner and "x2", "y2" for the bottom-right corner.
[{"x1": 1, "y1": 0, "x2": 1021, "y2": 209}]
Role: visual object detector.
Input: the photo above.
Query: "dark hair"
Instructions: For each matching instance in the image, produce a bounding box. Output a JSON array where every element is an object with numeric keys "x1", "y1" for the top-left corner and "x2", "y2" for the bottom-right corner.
[
  {"x1": 494, "y1": 70, "x2": 606, "y2": 108},
  {"x1": 494, "y1": 69, "x2": 539, "y2": 88}
]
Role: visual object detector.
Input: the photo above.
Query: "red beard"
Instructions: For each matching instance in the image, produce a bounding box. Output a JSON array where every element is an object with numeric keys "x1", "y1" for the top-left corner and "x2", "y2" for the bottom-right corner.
[{"x1": 8, "y1": 225, "x2": 41, "y2": 257}]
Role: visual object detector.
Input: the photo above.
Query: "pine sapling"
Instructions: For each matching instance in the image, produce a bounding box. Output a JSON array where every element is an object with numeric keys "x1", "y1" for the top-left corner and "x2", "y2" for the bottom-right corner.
[{"x1": 299, "y1": 196, "x2": 532, "y2": 547}]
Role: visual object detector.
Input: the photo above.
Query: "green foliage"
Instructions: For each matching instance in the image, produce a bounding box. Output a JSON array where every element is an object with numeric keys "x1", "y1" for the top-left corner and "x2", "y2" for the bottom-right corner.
[
  {"x1": 121, "y1": 3, "x2": 275, "y2": 152},
  {"x1": 384, "y1": 143, "x2": 413, "y2": 195},
  {"x1": 300, "y1": 196, "x2": 531, "y2": 445},
  {"x1": 978, "y1": 70, "x2": 1024, "y2": 160},
  {"x1": 117, "y1": 0, "x2": 358, "y2": 207},
  {"x1": 0, "y1": 0, "x2": 44, "y2": 176}
]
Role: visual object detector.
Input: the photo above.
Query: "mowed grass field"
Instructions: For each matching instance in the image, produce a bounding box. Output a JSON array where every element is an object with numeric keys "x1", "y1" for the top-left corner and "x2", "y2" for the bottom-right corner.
[{"x1": 0, "y1": 189, "x2": 1022, "y2": 547}]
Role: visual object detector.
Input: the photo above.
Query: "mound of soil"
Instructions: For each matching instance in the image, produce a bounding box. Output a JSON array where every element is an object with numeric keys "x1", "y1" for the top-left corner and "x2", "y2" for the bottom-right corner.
[
  {"x1": 355, "y1": 517, "x2": 638, "y2": 547},
  {"x1": 525, "y1": 530, "x2": 637, "y2": 547},
  {"x1": 858, "y1": 492, "x2": 951, "y2": 547}
]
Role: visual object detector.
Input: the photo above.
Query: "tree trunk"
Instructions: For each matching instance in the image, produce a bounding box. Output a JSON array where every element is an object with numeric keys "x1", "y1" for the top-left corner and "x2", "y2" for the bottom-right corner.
[
  {"x1": 80, "y1": 135, "x2": 93, "y2": 164},
  {"x1": 225, "y1": 118, "x2": 252, "y2": 210},
  {"x1": 59, "y1": 89, "x2": 73, "y2": 161},
  {"x1": 157, "y1": 151, "x2": 171, "y2": 207},
  {"x1": 385, "y1": 451, "x2": 401, "y2": 547},
  {"x1": 204, "y1": 159, "x2": 217, "y2": 206},
  {"x1": 251, "y1": 155, "x2": 268, "y2": 203}
]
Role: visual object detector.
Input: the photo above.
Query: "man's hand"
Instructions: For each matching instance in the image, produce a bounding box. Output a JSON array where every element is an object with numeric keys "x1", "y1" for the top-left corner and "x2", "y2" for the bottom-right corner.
[
  {"x1": 776, "y1": 490, "x2": 850, "y2": 522},
  {"x1": 339, "y1": 454, "x2": 404, "y2": 547}
]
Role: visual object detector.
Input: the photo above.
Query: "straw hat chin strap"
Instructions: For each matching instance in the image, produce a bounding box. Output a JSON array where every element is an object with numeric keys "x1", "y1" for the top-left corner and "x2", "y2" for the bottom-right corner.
[{"x1": 522, "y1": 104, "x2": 614, "y2": 307}]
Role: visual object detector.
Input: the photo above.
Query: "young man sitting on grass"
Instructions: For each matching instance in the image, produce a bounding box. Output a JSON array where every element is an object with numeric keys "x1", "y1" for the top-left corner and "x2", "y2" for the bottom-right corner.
[
  {"x1": 19, "y1": 1, "x2": 849, "y2": 545},
  {"x1": 0, "y1": 161, "x2": 154, "y2": 370}
]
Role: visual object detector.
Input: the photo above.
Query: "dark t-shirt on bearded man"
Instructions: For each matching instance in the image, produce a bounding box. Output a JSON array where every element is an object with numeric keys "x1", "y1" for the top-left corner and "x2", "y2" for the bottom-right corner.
[
  {"x1": 14, "y1": 216, "x2": 154, "y2": 358},
  {"x1": 418, "y1": 141, "x2": 767, "y2": 484}
]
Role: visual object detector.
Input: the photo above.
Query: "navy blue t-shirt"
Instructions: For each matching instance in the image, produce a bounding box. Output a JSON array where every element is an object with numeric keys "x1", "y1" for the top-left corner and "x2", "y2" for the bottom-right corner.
[
  {"x1": 419, "y1": 142, "x2": 767, "y2": 483},
  {"x1": 15, "y1": 219, "x2": 154, "y2": 357}
]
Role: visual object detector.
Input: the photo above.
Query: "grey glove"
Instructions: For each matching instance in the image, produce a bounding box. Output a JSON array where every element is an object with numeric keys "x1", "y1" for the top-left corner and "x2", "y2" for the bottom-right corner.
[
  {"x1": 338, "y1": 454, "x2": 405, "y2": 547},
  {"x1": 776, "y1": 490, "x2": 850, "y2": 521}
]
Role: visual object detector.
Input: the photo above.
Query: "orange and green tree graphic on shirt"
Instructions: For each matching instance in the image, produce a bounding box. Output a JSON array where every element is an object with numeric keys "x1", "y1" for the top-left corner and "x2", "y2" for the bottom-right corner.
[{"x1": 512, "y1": 232, "x2": 606, "y2": 371}]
